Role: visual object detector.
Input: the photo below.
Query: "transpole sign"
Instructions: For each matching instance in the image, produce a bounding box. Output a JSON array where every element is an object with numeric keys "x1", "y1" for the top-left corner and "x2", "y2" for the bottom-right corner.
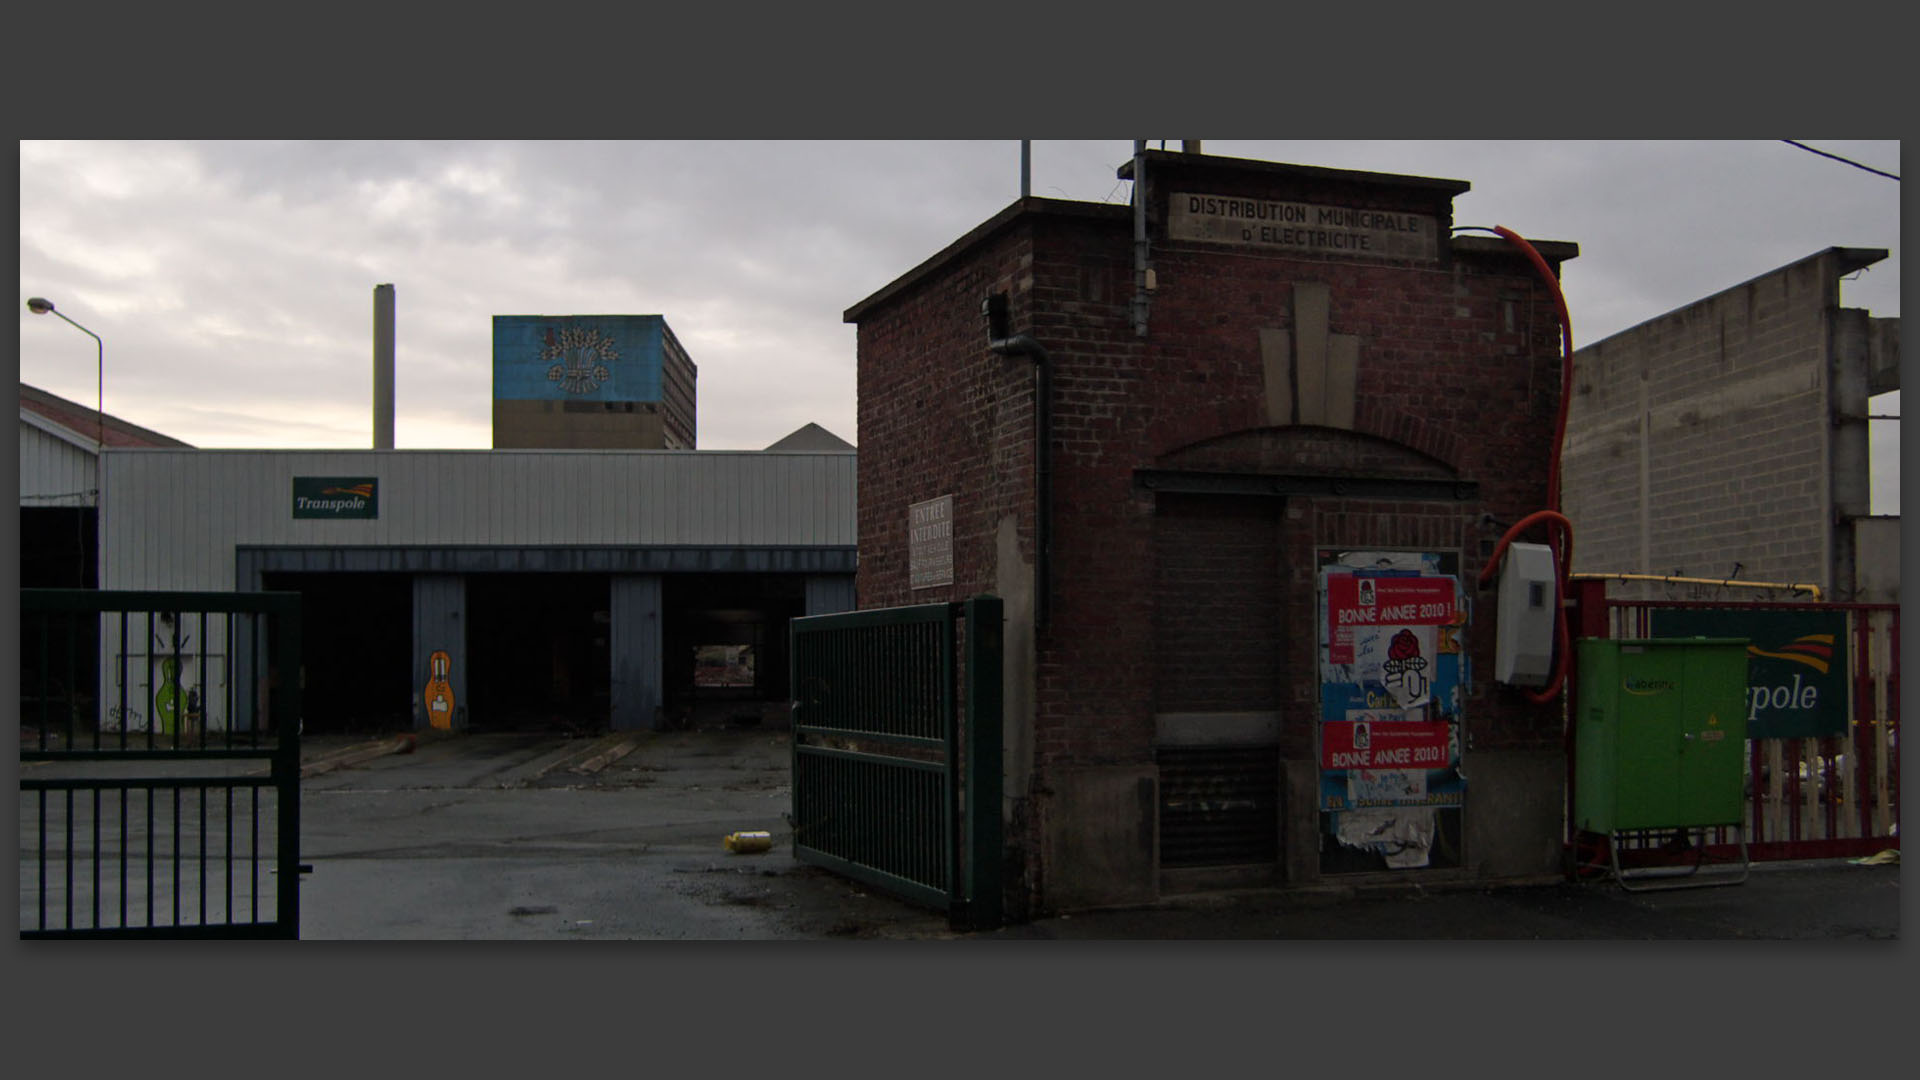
[
  {"x1": 292, "y1": 476, "x2": 378, "y2": 519},
  {"x1": 1648, "y1": 608, "x2": 1848, "y2": 739}
]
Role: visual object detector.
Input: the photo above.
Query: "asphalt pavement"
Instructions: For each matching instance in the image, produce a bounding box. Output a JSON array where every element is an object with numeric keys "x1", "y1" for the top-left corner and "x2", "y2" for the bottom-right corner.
[
  {"x1": 294, "y1": 727, "x2": 959, "y2": 939},
  {"x1": 284, "y1": 729, "x2": 1901, "y2": 941}
]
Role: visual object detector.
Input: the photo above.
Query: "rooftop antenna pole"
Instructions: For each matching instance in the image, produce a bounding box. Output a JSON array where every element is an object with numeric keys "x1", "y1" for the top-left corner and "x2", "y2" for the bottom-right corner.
[{"x1": 1020, "y1": 140, "x2": 1031, "y2": 199}]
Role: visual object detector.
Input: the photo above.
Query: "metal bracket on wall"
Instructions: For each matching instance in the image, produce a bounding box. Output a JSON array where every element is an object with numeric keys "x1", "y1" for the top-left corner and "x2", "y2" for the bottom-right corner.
[{"x1": 1135, "y1": 469, "x2": 1478, "y2": 502}]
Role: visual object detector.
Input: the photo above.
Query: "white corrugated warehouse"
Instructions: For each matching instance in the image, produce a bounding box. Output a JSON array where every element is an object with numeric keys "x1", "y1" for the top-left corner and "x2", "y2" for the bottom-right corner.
[
  {"x1": 19, "y1": 408, "x2": 100, "y2": 510},
  {"x1": 95, "y1": 447, "x2": 857, "y2": 735}
]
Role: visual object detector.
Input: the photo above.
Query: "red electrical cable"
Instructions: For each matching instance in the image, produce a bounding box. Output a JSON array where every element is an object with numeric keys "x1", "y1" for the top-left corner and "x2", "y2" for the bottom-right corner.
[{"x1": 1475, "y1": 226, "x2": 1577, "y2": 704}]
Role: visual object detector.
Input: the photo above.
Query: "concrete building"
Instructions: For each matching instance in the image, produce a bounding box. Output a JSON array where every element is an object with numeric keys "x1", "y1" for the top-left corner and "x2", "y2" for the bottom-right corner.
[
  {"x1": 1562, "y1": 248, "x2": 1900, "y2": 602},
  {"x1": 846, "y1": 148, "x2": 1579, "y2": 915},
  {"x1": 492, "y1": 314, "x2": 697, "y2": 449}
]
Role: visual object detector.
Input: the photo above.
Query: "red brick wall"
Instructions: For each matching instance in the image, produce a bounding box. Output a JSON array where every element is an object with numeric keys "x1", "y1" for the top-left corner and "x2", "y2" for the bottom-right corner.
[
  {"x1": 854, "y1": 223, "x2": 1042, "y2": 613},
  {"x1": 853, "y1": 167, "x2": 1570, "y2": 905}
]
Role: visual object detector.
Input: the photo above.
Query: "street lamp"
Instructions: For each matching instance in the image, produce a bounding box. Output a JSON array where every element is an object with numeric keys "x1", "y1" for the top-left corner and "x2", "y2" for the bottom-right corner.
[{"x1": 26, "y1": 297, "x2": 104, "y2": 450}]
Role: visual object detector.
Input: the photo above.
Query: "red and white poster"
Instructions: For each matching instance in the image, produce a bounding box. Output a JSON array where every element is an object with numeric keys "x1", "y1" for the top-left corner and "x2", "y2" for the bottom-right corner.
[
  {"x1": 1326, "y1": 573, "x2": 1456, "y2": 665},
  {"x1": 1320, "y1": 715, "x2": 1453, "y2": 771}
]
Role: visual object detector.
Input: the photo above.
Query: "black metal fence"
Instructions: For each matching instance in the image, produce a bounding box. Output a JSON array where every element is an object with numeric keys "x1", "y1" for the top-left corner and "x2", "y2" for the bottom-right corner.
[
  {"x1": 19, "y1": 589, "x2": 303, "y2": 939},
  {"x1": 789, "y1": 597, "x2": 1002, "y2": 930}
]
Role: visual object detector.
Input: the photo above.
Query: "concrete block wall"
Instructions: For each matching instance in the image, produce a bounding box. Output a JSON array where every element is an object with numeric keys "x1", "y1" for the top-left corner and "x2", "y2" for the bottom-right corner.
[{"x1": 1563, "y1": 249, "x2": 1886, "y2": 596}]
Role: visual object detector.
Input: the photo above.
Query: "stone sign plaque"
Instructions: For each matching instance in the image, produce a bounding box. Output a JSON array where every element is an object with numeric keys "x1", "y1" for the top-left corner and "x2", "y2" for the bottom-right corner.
[
  {"x1": 909, "y1": 494, "x2": 954, "y2": 590},
  {"x1": 1169, "y1": 192, "x2": 1439, "y2": 262}
]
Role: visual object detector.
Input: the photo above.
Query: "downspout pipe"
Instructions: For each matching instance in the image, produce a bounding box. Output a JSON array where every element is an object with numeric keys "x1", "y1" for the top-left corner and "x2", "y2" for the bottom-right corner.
[
  {"x1": 1131, "y1": 139, "x2": 1150, "y2": 337},
  {"x1": 987, "y1": 330, "x2": 1052, "y2": 630}
]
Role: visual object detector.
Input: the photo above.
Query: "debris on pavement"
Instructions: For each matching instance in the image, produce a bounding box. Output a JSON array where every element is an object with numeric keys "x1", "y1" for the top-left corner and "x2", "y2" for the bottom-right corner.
[{"x1": 724, "y1": 830, "x2": 773, "y2": 854}]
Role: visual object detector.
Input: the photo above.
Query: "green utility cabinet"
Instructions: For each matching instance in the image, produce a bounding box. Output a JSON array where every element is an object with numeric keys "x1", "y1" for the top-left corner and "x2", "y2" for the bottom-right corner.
[{"x1": 1574, "y1": 638, "x2": 1750, "y2": 833}]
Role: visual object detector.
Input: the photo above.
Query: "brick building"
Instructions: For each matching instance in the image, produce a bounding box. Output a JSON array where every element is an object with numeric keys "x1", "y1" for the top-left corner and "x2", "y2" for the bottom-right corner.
[
  {"x1": 1562, "y1": 248, "x2": 1899, "y2": 603},
  {"x1": 846, "y1": 148, "x2": 1579, "y2": 914}
]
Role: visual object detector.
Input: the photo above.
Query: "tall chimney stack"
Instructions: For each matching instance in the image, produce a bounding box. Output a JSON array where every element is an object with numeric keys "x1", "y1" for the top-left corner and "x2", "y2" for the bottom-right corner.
[{"x1": 373, "y1": 283, "x2": 395, "y2": 449}]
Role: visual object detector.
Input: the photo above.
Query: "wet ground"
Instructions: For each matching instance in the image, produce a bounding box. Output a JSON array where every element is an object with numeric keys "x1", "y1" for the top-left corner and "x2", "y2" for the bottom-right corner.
[
  {"x1": 27, "y1": 725, "x2": 1899, "y2": 940},
  {"x1": 286, "y1": 728, "x2": 1901, "y2": 941},
  {"x1": 294, "y1": 728, "x2": 961, "y2": 940}
]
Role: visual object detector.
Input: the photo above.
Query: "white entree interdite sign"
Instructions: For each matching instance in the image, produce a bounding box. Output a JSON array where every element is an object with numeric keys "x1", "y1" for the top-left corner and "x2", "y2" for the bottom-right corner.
[{"x1": 909, "y1": 494, "x2": 954, "y2": 590}]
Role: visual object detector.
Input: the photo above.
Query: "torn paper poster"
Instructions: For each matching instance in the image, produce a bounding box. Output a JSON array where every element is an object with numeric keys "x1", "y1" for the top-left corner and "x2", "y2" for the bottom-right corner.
[{"x1": 1333, "y1": 807, "x2": 1436, "y2": 869}]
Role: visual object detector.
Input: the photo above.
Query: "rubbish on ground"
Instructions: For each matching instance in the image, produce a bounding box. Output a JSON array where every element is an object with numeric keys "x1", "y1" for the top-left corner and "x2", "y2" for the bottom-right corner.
[
  {"x1": 1848, "y1": 850, "x2": 1899, "y2": 866},
  {"x1": 725, "y1": 830, "x2": 773, "y2": 854}
]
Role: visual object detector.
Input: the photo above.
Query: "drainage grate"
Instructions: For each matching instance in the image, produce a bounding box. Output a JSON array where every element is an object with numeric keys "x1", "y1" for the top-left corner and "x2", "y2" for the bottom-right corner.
[{"x1": 1156, "y1": 745, "x2": 1280, "y2": 868}]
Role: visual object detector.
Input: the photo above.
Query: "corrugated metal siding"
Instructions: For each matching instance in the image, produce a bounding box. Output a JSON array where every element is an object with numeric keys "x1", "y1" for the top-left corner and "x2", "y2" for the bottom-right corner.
[
  {"x1": 19, "y1": 422, "x2": 97, "y2": 506},
  {"x1": 805, "y1": 575, "x2": 857, "y2": 615},
  {"x1": 412, "y1": 576, "x2": 466, "y2": 731},
  {"x1": 100, "y1": 449, "x2": 858, "y2": 591},
  {"x1": 609, "y1": 575, "x2": 662, "y2": 731}
]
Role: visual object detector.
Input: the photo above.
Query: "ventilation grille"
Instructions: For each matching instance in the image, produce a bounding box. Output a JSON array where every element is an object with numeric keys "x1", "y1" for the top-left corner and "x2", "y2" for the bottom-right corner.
[{"x1": 1157, "y1": 745, "x2": 1280, "y2": 868}]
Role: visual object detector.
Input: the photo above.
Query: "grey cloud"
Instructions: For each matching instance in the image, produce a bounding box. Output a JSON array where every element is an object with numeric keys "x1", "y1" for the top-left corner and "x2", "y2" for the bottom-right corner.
[{"x1": 20, "y1": 140, "x2": 1898, "y2": 459}]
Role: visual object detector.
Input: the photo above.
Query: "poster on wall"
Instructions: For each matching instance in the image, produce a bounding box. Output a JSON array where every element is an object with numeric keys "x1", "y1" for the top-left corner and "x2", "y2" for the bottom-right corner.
[{"x1": 1318, "y1": 551, "x2": 1468, "y2": 869}]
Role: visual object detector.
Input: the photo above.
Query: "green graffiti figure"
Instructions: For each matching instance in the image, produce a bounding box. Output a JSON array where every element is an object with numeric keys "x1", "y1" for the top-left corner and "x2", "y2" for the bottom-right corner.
[{"x1": 155, "y1": 656, "x2": 184, "y2": 736}]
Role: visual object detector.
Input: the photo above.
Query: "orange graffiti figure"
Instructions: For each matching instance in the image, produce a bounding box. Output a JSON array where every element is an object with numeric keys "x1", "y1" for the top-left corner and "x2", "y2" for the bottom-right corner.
[{"x1": 424, "y1": 650, "x2": 456, "y2": 731}]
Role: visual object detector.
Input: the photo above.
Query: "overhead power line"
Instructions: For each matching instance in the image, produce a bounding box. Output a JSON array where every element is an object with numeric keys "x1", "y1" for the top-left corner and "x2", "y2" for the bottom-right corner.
[{"x1": 1781, "y1": 140, "x2": 1900, "y2": 181}]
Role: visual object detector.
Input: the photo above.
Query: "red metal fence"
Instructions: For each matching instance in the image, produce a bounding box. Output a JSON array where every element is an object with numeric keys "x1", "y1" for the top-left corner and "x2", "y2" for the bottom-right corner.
[{"x1": 1569, "y1": 582, "x2": 1899, "y2": 867}]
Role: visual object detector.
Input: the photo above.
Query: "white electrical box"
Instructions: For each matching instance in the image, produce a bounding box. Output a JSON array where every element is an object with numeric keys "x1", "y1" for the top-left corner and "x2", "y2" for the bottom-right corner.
[{"x1": 1494, "y1": 542, "x2": 1557, "y2": 686}]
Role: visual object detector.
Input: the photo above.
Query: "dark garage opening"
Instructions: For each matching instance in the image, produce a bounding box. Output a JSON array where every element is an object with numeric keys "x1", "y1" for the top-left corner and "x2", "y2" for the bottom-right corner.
[
  {"x1": 466, "y1": 573, "x2": 610, "y2": 733},
  {"x1": 20, "y1": 509, "x2": 100, "y2": 727},
  {"x1": 662, "y1": 573, "x2": 803, "y2": 730},
  {"x1": 261, "y1": 572, "x2": 413, "y2": 735},
  {"x1": 20, "y1": 507, "x2": 98, "y2": 588}
]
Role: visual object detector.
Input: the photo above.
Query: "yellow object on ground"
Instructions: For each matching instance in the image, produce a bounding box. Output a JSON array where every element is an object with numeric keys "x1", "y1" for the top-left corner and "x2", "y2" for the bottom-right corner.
[
  {"x1": 724, "y1": 831, "x2": 773, "y2": 854},
  {"x1": 1848, "y1": 849, "x2": 1899, "y2": 866}
]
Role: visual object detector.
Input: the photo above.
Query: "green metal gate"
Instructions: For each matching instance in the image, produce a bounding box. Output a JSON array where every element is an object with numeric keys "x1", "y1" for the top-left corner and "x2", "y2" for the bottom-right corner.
[
  {"x1": 19, "y1": 589, "x2": 303, "y2": 939},
  {"x1": 789, "y1": 597, "x2": 1002, "y2": 930}
]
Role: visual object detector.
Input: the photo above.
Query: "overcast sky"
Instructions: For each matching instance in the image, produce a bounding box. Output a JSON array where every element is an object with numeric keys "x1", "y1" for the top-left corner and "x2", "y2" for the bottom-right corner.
[{"x1": 17, "y1": 139, "x2": 1901, "y2": 511}]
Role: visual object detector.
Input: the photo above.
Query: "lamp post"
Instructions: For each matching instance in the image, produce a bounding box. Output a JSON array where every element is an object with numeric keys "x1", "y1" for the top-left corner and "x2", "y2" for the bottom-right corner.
[{"x1": 26, "y1": 297, "x2": 104, "y2": 450}]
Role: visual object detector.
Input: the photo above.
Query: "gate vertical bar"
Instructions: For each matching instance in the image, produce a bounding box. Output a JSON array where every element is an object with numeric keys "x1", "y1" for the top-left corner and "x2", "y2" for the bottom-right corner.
[
  {"x1": 120, "y1": 788, "x2": 129, "y2": 928},
  {"x1": 38, "y1": 790, "x2": 47, "y2": 931},
  {"x1": 961, "y1": 596, "x2": 1004, "y2": 930},
  {"x1": 1889, "y1": 614, "x2": 1900, "y2": 840},
  {"x1": 271, "y1": 594, "x2": 302, "y2": 937},
  {"x1": 1569, "y1": 578, "x2": 1612, "y2": 864},
  {"x1": 146, "y1": 788, "x2": 155, "y2": 928},
  {"x1": 941, "y1": 604, "x2": 959, "y2": 913},
  {"x1": 1854, "y1": 609, "x2": 1874, "y2": 839}
]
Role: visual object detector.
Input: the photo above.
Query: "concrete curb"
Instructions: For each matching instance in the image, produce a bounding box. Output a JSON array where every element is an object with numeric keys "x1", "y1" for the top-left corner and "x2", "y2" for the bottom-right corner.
[
  {"x1": 300, "y1": 735, "x2": 417, "y2": 778},
  {"x1": 569, "y1": 735, "x2": 641, "y2": 775},
  {"x1": 506, "y1": 734, "x2": 643, "y2": 784}
]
